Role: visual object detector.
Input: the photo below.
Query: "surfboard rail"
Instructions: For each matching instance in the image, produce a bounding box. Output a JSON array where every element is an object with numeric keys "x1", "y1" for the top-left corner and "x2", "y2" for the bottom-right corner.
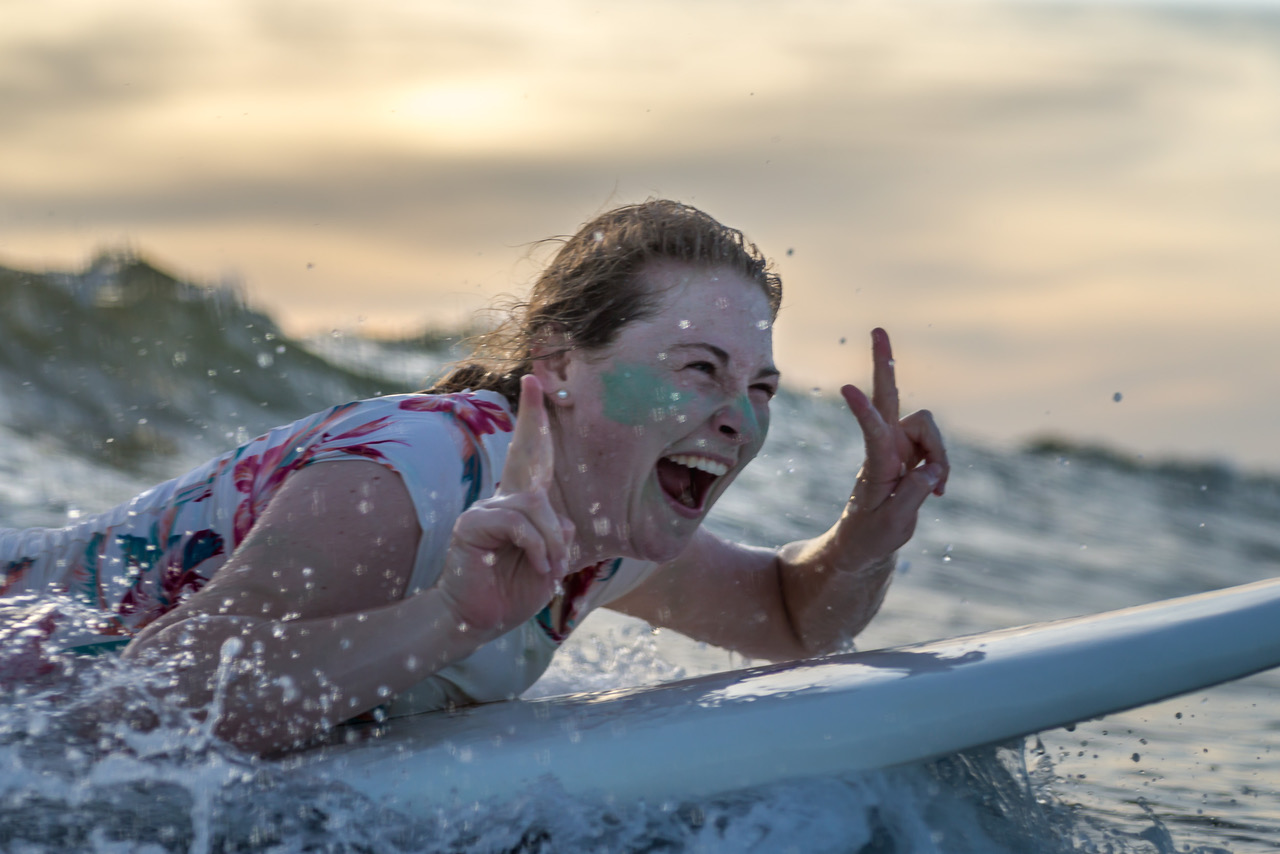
[{"x1": 295, "y1": 577, "x2": 1280, "y2": 809}]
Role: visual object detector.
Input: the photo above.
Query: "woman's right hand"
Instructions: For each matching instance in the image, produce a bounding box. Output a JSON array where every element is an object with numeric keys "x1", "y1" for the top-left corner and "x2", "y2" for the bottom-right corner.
[{"x1": 435, "y1": 375, "x2": 575, "y2": 640}]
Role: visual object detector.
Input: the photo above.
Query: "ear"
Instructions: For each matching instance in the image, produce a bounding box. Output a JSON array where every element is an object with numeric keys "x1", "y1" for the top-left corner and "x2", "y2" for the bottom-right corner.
[{"x1": 529, "y1": 330, "x2": 574, "y2": 405}]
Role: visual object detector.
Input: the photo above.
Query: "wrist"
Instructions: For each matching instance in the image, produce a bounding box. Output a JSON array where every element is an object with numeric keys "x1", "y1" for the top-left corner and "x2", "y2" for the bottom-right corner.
[
  {"x1": 830, "y1": 551, "x2": 895, "y2": 580},
  {"x1": 426, "y1": 582, "x2": 517, "y2": 649}
]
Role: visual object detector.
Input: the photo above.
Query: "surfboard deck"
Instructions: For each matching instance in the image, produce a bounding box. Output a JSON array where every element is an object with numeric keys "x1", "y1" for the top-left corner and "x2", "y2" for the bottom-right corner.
[{"x1": 294, "y1": 577, "x2": 1280, "y2": 809}]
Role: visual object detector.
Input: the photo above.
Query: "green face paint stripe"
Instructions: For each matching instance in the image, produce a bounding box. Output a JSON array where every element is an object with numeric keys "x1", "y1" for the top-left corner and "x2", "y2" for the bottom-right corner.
[
  {"x1": 734, "y1": 393, "x2": 761, "y2": 436},
  {"x1": 600, "y1": 361, "x2": 683, "y2": 427}
]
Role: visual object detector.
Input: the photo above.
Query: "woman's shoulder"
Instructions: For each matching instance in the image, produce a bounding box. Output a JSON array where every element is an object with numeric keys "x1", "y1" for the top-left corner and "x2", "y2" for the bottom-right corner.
[
  {"x1": 279, "y1": 390, "x2": 514, "y2": 444},
  {"x1": 296, "y1": 390, "x2": 517, "y2": 498},
  {"x1": 383, "y1": 390, "x2": 515, "y2": 436}
]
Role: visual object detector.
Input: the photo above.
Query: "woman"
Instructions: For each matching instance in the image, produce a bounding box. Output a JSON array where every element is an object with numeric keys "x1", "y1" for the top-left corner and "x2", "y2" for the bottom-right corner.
[{"x1": 1, "y1": 201, "x2": 947, "y2": 754}]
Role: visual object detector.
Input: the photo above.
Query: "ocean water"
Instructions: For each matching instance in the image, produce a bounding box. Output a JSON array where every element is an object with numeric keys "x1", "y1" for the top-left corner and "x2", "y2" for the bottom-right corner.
[{"x1": 2, "y1": 254, "x2": 1279, "y2": 852}]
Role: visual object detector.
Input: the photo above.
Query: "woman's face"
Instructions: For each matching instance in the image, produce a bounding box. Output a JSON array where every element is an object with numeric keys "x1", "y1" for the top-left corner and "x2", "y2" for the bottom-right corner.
[{"x1": 544, "y1": 259, "x2": 779, "y2": 565}]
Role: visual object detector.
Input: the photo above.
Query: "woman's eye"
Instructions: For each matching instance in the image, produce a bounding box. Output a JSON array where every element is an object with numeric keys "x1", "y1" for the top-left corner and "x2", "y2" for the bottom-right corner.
[
  {"x1": 687, "y1": 361, "x2": 716, "y2": 375},
  {"x1": 752, "y1": 384, "x2": 777, "y2": 400}
]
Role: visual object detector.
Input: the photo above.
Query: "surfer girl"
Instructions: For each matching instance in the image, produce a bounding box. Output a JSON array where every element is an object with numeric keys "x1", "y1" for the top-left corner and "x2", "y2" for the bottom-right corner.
[{"x1": 0, "y1": 200, "x2": 948, "y2": 754}]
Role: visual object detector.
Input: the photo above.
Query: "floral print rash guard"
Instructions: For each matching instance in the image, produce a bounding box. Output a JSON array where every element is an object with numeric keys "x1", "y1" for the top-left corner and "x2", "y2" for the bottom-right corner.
[{"x1": 0, "y1": 391, "x2": 656, "y2": 715}]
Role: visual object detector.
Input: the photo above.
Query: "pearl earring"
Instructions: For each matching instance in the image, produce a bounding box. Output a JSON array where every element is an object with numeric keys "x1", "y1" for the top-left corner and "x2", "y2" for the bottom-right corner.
[{"x1": 555, "y1": 389, "x2": 569, "y2": 400}]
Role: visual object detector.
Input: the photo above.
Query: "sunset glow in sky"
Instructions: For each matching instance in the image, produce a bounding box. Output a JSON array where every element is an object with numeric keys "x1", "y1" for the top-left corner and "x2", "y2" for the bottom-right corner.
[{"x1": 4, "y1": 0, "x2": 1279, "y2": 470}]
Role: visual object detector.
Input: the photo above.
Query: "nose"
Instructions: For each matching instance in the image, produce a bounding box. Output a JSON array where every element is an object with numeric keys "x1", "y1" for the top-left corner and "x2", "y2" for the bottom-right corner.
[{"x1": 711, "y1": 398, "x2": 757, "y2": 446}]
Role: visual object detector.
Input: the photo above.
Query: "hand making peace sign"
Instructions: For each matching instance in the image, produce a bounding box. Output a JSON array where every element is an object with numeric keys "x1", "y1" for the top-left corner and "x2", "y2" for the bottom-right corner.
[
  {"x1": 436, "y1": 375, "x2": 575, "y2": 641},
  {"x1": 832, "y1": 328, "x2": 949, "y2": 573}
]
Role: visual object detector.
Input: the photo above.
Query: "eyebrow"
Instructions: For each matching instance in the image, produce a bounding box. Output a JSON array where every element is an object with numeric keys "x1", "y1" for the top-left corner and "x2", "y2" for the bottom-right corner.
[{"x1": 669, "y1": 343, "x2": 782, "y2": 382}]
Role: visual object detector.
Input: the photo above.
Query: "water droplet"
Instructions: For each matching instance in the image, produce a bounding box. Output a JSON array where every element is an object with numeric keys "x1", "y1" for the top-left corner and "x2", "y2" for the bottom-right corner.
[
  {"x1": 278, "y1": 675, "x2": 299, "y2": 702},
  {"x1": 257, "y1": 352, "x2": 274, "y2": 368},
  {"x1": 405, "y1": 654, "x2": 419, "y2": 671},
  {"x1": 678, "y1": 319, "x2": 691, "y2": 329},
  {"x1": 483, "y1": 552, "x2": 497, "y2": 566},
  {"x1": 377, "y1": 685, "x2": 392, "y2": 698},
  {"x1": 1113, "y1": 392, "x2": 1123, "y2": 402},
  {"x1": 219, "y1": 636, "x2": 243, "y2": 663}
]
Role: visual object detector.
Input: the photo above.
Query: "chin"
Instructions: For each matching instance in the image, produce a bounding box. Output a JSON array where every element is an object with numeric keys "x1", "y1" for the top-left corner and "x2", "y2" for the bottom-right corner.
[{"x1": 623, "y1": 506, "x2": 703, "y2": 564}]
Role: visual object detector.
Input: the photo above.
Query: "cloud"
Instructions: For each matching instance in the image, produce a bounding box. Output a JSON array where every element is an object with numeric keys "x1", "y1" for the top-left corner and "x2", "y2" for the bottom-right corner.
[{"x1": 5, "y1": 0, "x2": 1280, "y2": 467}]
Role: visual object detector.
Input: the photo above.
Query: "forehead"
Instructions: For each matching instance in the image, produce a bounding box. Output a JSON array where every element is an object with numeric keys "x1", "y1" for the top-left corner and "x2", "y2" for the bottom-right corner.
[{"x1": 632, "y1": 260, "x2": 774, "y2": 340}]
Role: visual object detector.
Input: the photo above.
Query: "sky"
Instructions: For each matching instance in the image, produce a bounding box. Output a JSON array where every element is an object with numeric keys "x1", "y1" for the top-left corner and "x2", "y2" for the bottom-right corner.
[{"x1": 3, "y1": 0, "x2": 1279, "y2": 471}]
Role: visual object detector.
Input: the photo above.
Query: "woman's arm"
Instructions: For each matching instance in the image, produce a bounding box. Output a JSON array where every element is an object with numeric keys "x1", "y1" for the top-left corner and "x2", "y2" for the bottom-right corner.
[
  {"x1": 124, "y1": 461, "x2": 486, "y2": 753},
  {"x1": 125, "y1": 377, "x2": 573, "y2": 755},
  {"x1": 610, "y1": 329, "x2": 948, "y2": 660}
]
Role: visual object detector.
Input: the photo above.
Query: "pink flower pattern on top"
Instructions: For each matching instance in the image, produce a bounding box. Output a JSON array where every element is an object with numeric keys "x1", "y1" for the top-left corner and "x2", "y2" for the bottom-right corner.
[
  {"x1": 398, "y1": 393, "x2": 513, "y2": 435},
  {"x1": 1, "y1": 393, "x2": 511, "y2": 649},
  {"x1": 401, "y1": 392, "x2": 515, "y2": 508},
  {"x1": 229, "y1": 405, "x2": 402, "y2": 545}
]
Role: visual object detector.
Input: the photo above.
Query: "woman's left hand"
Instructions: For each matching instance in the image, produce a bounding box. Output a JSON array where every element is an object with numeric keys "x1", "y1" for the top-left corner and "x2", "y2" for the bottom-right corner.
[{"x1": 833, "y1": 327, "x2": 949, "y2": 574}]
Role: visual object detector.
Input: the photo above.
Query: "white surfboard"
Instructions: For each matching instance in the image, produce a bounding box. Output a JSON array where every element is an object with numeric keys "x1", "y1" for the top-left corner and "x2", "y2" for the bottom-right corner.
[{"x1": 296, "y1": 577, "x2": 1280, "y2": 809}]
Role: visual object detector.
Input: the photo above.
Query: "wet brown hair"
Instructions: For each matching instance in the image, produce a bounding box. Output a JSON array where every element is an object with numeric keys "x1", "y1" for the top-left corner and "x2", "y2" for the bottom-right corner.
[{"x1": 429, "y1": 200, "x2": 782, "y2": 404}]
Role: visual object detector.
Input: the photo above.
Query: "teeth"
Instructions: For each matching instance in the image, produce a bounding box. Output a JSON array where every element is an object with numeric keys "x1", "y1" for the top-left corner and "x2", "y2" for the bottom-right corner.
[{"x1": 667, "y1": 454, "x2": 729, "y2": 477}]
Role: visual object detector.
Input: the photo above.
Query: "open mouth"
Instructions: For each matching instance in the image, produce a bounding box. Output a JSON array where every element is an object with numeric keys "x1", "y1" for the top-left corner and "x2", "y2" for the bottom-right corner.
[{"x1": 655, "y1": 454, "x2": 729, "y2": 511}]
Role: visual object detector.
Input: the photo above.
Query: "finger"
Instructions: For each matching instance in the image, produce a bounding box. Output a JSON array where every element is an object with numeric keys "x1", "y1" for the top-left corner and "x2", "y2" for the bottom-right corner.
[
  {"x1": 454, "y1": 505, "x2": 556, "y2": 576},
  {"x1": 499, "y1": 374, "x2": 554, "y2": 495},
  {"x1": 840, "y1": 384, "x2": 901, "y2": 488},
  {"x1": 882, "y1": 462, "x2": 945, "y2": 530},
  {"x1": 900, "y1": 410, "x2": 950, "y2": 496},
  {"x1": 870, "y1": 328, "x2": 900, "y2": 426},
  {"x1": 488, "y1": 491, "x2": 571, "y2": 575}
]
